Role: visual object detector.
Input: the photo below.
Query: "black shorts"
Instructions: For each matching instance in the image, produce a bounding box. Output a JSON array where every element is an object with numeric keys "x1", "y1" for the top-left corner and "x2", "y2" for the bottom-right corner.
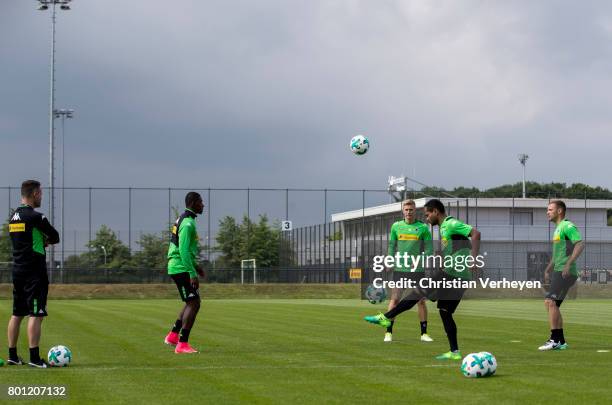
[
  {"x1": 171, "y1": 272, "x2": 200, "y2": 302},
  {"x1": 389, "y1": 271, "x2": 425, "y2": 300},
  {"x1": 416, "y1": 269, "x2": 466, "y2": 314},
  {"x1": 546, "y1": 271, "x2": 577, "y2": 307},
  {"x1": 12, "y1": 273, "x2": 48, "y2": 317}
]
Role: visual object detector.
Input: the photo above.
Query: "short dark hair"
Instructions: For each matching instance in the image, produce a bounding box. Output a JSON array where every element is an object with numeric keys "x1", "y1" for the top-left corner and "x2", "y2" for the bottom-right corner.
[
  {"x1": 424, "y1": 198, "x2": 445, "y2": 214},
  {"x1": 185, "y1": 191, "x2": 202, "y2": 208},
  {"x1": 550, "y1": 200, "x2": 566, "y2": 213},
  {"x1": 21, "y1": 180, "x2": 41, "y2": 198}
]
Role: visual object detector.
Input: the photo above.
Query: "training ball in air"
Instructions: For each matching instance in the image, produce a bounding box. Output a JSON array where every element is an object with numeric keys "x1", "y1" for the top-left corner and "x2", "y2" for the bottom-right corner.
[
  {"x1": 461, "y1": 352, "x2": 496, "y2": 378},
  {"x1": 365, "y1": 284, "x2": 387, "y2": 304},
  {"x1": 48, "y1": 345, "x2": 72, "y2": 367},
  {"x1": 350, "y1": 135, "x2": 369, "y2": 155}
]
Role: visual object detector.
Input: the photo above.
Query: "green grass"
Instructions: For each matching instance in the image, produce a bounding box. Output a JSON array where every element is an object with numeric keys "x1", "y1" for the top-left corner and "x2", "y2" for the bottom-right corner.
[{"x1": 0, "y1": 299, "x2": 611, "y2": 404}]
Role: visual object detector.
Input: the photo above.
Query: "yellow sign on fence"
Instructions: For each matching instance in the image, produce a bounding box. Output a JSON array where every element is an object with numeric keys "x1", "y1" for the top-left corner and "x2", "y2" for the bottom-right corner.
[{"x1": 349, "y1": 268, "x2": 362, "y2": 279}]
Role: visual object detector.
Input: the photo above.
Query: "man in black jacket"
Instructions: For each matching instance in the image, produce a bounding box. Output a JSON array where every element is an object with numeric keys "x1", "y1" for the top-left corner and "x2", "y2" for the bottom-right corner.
[{"x1": 8, "y1": 180, "x2": 59, "y2": 368}]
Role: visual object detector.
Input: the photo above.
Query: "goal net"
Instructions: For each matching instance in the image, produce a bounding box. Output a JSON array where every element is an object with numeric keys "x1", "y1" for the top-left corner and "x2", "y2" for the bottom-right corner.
[{"x1": 240, "y1": 259, "x2": 257, "y2": 284}]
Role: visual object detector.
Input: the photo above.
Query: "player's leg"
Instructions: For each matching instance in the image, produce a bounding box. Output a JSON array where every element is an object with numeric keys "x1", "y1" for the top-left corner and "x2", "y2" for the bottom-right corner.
[
  {"x1": 171, "y1": 272, "x2": 201, "y2": 354},
  {"x1": 7, "y1": 316, "x2": 24, "y2": 365},
  {"x1": 25, "y1": 277, "x2": 48, "y2": 368},
  {"x1": 539, "y1": 272, "x2": 575, "y2": 351},
  {"x1": 164, "y1": 305, "x2": 185, "y2": 346},
  {"x1": 175, "y1": 298, "x2": 200, "y2": 353},
  {"x1": 384, "y1": 290, "x2": 400, "y2": 342},
  {"x1": 434, "y1": 284, "x2": 465, "y2": 360},
  {"x1": 364, "y1": 289, "x2": 422, "y2": 327},
  {"x1": 27, "y1": 317, "x2": 45, "y2": 367},
  {"x1": 434, "y1": 300, "x2": 462, "y2": 360},
  {"x1": 8, "y1": 276, "x2": 27, "y2": 365},
  {"x1": 417, "y1": 299, "x2": 433, "y2": 342}
]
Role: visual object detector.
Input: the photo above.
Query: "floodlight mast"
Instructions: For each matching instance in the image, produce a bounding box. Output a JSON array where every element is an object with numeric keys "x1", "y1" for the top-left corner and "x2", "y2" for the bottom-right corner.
[
  {"x1": 37, "y1": 0, "x2": 73, "y2": 272},
  {"x1": 387, "y1": 176, "x2": 408, "y2": 202},
  {"x1": 518, "y1": 154, "x2": 529, "y2": 199}
]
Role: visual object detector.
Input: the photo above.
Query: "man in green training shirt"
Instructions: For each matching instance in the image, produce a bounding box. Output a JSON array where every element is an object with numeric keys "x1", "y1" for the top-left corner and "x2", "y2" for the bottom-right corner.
[
  {"x1": 164, "y1": 192, "x2": 205, "y2": 354},
  {"x1": 365, "y1": 199, "x2": 481, "y2": 361},
  {"x1": 383, "y1": 199, "x2": 433, "y2": 343},
  {"x1": 539, "y1": 200, "x2": 584, "y2": 351}
]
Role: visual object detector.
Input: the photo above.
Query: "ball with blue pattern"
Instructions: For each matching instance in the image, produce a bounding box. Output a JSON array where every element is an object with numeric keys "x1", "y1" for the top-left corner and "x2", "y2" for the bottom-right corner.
[
  {"x1": 365, "y1": 284, "x2": 387, "y2": 304},
  {"x1": 460, "y1": 352, "x2": 497, "y2": 378},
  {"x1": 350, "y1": 135, "x2": 370, "y2": 155},
  {"x1": 48, "y1": 345, "x2": 72, "y2": 367}
]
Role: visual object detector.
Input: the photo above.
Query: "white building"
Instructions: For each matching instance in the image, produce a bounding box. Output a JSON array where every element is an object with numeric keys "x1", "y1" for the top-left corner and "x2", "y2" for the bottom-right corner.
[{"x1": 286, "y1": 198, "x2": 612, "y2": 281}]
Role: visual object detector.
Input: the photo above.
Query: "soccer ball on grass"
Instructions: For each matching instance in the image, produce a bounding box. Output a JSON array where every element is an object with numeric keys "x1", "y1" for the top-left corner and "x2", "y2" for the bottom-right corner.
[
  {"x1": 460, "y1": 352, "x2": 496, "y2": 378},
  {"x1": 48, "y1": 345, "x2": 72, "y2": 367}
]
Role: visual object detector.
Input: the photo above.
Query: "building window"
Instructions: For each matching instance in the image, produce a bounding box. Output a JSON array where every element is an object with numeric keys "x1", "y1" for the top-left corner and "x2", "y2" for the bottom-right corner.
[{"x1": 511, "y1": 211, "x2": 533, "y2": 225}]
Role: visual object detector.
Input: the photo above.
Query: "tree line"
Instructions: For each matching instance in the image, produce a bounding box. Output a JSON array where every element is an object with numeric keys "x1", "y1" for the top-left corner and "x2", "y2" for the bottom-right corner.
[{"x1": 0, "y1": 214, "x2": 285, "y2": 270}]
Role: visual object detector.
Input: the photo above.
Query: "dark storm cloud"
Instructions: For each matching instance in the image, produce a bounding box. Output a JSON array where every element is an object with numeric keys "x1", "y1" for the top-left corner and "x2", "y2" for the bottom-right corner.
[{"x1": 2, "y1": 0, "x2": 612, "y2": 191}]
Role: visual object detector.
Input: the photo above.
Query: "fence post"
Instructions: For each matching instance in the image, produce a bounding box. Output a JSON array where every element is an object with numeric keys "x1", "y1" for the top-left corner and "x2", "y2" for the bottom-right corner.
[
  {"x1": 88, "y1": 187, "x2": 92, "y2": 269},
  {"x1": 168, "y1": 188, "x2": 171, "y2": 241},
  {"x1": 128, "y1": 187, "x2": 132, "y2": 253},
  {"x1": 584, "y1": 191, "x2": 587, "y2": 273},
  {"x1": 511, "y1": 196, "x2": 515, "y2": 280},
  {"x1": 361, "y1": 189, "x2": 365, "y2": 273},
  {"x1": 207, "y1": 188, "x2": 211, "y2": 262}
]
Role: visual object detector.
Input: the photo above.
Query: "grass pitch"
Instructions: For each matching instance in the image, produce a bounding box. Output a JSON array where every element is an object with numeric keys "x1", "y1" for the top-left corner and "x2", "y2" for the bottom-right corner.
[{"x1": 0, "y1": 298, "x2": 611, "y2": 404}]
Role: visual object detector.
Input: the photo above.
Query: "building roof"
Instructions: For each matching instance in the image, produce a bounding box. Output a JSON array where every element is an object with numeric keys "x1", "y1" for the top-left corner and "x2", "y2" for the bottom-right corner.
[{"x1": 330, "y1": 197, "x2": 612, "y2": 222}]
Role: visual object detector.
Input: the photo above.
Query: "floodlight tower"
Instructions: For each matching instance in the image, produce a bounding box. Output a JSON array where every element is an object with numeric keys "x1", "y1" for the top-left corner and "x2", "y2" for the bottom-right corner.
[
  {"x1": 37, "y1": 0, "x2": 72, "y2": 271},
  {"x1": 518, "y1": 154, "x2": 529, "y2": 199},
  {"x1": 387, "y1": 176, "x2": 408, "y2": 202},
  {"x1": 54, "y1": 108, "x2": 74, "y2": 270}
]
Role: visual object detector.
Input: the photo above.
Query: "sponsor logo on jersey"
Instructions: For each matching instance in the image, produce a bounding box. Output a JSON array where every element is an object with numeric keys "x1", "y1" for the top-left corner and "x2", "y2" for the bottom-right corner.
[
  {"x1": 9, "y1": 223, "x2": 25, "y2": 232},
  {"x1": 398, "y1": 234, "x2": 418, "y2": 240},
  {"x1": 11, "y1": 212, "x2": 20, "y2": 221}
]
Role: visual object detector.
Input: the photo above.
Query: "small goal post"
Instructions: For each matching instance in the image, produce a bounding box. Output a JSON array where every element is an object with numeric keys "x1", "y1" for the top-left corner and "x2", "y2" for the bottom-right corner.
[{"x1": 241, "y1": 259, "x2": 257, "y2": 284}]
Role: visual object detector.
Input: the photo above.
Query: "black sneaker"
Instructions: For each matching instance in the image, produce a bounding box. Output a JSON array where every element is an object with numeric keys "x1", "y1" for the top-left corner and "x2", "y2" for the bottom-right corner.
[
  {"x1": 28, "y1": 359, "x2": 48, "y2": 368},
  {"x1": 7, "y1": 357, "x2": 24, "y2": 365}
]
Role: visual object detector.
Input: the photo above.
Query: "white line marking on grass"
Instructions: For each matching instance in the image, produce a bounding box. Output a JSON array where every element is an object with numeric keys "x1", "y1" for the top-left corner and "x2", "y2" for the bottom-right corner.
[
  {"x1": 510, "y1": 340, "x2": 522, "y2": 343},
  {"x1": 4, "y1": 364, "x2": 458, "y2": 372},
  {"x1": 597, "y1": 350, "x2": 610, "y2": 353}
]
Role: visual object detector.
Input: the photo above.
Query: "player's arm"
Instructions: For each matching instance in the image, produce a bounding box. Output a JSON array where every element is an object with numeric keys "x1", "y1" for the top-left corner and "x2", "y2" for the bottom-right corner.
[
  {"x1": 452, "y1": 220, "x2": 479, "y2": 271},
  {"x1": 468, "y1": 227, "x2": 481, "y2": 258},
  {"x1": 35, "y1": 214, "x2": 60, "y2": 245},
  {"x1": 544, "y1": 258, "x2": 554, "y2": 283},
  {"x1": 387, "y1": 224, "x2": 397, "y2": 270},
  {"x1": 421, "y1": 226, "x2": 433, "y2": 256},
  {"x1": 178, "y1": 220, "x2": 198, "y2": 280}
]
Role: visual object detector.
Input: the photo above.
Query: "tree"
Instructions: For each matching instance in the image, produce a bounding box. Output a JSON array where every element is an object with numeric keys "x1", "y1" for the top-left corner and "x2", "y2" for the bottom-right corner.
[
  {"x1": 0, "y1": 221, "x2": 12, "y2": 267},
  {"x1": 85, "y1": 225, "x2": 131, "y2": 269},
  {"x1": 215, "y1": 215, "x2": 282, "y2": 268},
  {"x1": 131, "y1": 232, "x2": 168, "y2": 270},
  {"x1": 215, "y1": 216, "x2": 241, "y2": 268},
  {"x1": 420, "y1": 182, "x2": 612, "y2": 199}
]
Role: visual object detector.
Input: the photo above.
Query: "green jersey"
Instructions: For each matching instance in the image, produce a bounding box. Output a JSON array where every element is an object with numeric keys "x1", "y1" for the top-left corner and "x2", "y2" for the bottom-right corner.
[
  {"x1": 552, "y1": 219, "x2": 582, "y2": 276},
  {"x1": 388, "y1": 220, "x2": 433, "y2": 272},
  {"x1": 167, "y1": 209, "x2": 199, "y2": 278},
  {"x1": 440, "y1": 216, "x2": 473, "y2": 280}
]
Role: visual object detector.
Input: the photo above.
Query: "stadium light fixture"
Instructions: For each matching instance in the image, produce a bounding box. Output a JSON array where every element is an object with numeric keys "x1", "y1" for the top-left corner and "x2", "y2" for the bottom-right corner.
[
  {"x1": 518, "y1": 154, "x2": 529, "y2": 199},
  {"x1": 37, "y1": 0, "x2": 73, "y2": 274}
]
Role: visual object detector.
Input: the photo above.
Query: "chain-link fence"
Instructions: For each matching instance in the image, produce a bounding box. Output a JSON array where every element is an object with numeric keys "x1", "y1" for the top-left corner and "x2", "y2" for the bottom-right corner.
[{"x1": 1, "y1": 186, "x2": 612, "y2": 284}]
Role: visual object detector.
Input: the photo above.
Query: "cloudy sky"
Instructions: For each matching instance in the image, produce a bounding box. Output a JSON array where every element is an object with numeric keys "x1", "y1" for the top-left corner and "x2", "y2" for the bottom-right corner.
[{"x1": 2, "y1": 0, "x2": 612, "y2": 192}]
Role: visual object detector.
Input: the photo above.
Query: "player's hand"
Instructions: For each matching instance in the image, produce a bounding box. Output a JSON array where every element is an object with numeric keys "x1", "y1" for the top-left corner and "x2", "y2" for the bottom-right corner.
[
  {"x1": 190, "y1": 277, "x2": 199, "y2": 290},
  {"x1": 562, "y1": 265, "x2": 571, "y2": 279},
  {"x1": 196, "y1": 266, "x2": 205, "y2": 277}
]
